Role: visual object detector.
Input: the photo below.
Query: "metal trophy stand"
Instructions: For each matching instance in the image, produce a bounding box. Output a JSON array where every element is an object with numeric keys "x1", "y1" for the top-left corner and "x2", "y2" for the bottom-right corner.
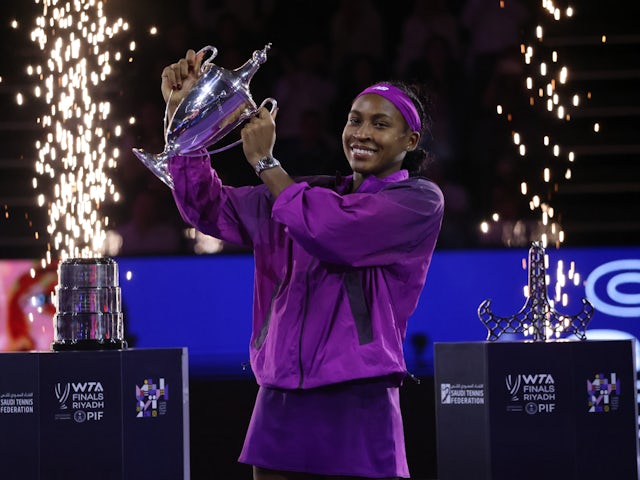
[
  {"x1": 434, "y1": 242, "x2": 638, "y2": 480},
  {"x1": 478, "y1": 242, "x2": 594, "y2": 341}
]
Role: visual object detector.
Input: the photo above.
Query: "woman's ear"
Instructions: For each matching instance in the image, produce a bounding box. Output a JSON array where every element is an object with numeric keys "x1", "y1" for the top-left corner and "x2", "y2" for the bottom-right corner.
[{"x1": 406, "y1": 132, "x2": 420, "y2": 151}]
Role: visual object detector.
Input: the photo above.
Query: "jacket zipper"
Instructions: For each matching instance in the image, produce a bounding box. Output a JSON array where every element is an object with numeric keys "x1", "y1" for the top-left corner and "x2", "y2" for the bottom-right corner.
[{"x1": 297, "y1": 263, "x2": 314, "y2": 389}]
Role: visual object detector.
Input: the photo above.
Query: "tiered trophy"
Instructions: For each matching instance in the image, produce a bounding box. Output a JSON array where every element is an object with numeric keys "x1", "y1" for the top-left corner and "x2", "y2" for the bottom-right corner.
[{"x1": 51, "y1": 257, "x2": 126, "y2": 350}]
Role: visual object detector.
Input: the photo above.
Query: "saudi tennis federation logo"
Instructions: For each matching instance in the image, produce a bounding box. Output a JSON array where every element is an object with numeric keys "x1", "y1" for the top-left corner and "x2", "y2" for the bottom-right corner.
[
  {"x1": 441, "y1": 384, "x2": 451, "y2": 404},
  {"x1": 587, "y1": 373, "x2": 620, "y2": 413},
  {"x1": 136, "y1": 378, "x2": 169, "y2": 418}
]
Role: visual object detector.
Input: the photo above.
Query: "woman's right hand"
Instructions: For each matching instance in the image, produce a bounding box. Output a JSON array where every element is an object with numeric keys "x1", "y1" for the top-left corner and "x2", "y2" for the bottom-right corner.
[{"x1": 161, "y1": 49, "x2": 205, "y2": 117}]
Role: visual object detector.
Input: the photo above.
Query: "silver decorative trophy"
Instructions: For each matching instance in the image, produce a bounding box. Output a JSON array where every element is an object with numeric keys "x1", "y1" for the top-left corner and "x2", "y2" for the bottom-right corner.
[
  {"x1": 51, "y1": 257, "x2": 126, "y2": 351},
  {"x1": 478, "y1": 242, "x2": 594, "y2": 341},
  {"x1": 133, "y1": 43, "x2": 277, "y2": 189}
]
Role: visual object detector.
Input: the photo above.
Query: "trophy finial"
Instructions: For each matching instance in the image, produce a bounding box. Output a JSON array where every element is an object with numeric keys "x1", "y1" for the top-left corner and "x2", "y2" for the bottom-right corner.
[
  {"x1": 253, "y1": 43, "x2": 272, "y2": 65},
  {"x1": 233, "y1": 43, "x2": 273, "y2": 87}
]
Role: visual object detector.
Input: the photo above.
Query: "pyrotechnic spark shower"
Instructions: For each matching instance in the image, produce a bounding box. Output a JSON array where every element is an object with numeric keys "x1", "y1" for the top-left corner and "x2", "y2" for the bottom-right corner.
[
  {"x1": 27, "y1": 0, "x2": 128, "y2": 264},
  {"x1": 483, "y1": 0, "x2": 589, "y2": 327},
  {"x1": 483, "y1": 0, "x2": 582, "y2": 249}
]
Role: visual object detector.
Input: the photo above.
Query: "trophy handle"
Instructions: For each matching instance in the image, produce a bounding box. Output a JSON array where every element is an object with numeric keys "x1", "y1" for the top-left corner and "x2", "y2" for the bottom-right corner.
[
  {"x1": 162, "y1": 46, "x2": 219, "y2": 142},
  {"x1": 260, "y1": 97, "x2": 278, "y2": 115},
  {"x1": 208, "y1": 97, "x2": 278, "y2": 155},
  {"x1": 163, "y1": 89, "x2": 174, "y2": 144},
  {"x1": 198, "y1": 45, "x2": 219, "y2": 74}
]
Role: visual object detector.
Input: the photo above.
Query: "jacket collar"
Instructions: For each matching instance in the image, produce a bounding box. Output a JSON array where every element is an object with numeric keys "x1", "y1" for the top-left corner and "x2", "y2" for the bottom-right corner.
[{"x1": 337, "y1": 170, "x2": 409, "y2": 194}]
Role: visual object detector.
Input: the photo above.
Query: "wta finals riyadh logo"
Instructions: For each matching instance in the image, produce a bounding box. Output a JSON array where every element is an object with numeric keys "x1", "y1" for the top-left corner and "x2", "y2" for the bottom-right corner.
[
  {"x1": 136, "y1": 378, "x2": 169, "y2": 418},
  {"x1": 587, "y1": 373, "x2": 620, "y2": 413},
  {"x1": 505, "y1": 374, "x2": 522, "y2": 401},
  {"x1": 505, "y1": 373, "x2": 556, "y2": 414},
  {"x1": 55, "y1": 383, "x2": 70, "y2": 409}
]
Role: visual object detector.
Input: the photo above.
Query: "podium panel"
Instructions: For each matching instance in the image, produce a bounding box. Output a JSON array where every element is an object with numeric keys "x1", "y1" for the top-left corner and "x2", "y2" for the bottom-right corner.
[
  {"x1": 434, "y1": 340, "x2": 639, "y2": 480},
  {"x1": 0, "y1": 348, "x2": 189, "y2": 480}
]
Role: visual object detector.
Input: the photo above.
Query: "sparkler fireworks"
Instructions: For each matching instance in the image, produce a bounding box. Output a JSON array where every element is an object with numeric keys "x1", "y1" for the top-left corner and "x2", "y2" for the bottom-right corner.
[{"x1": 27, "y1": 0, "x2": 129, "y2": 264}]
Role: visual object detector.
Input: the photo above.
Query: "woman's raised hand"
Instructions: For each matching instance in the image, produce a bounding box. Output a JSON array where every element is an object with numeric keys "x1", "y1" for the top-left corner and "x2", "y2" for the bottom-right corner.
[{"x1": 160, "y1": 49, "x2": 204, "y2": 113}]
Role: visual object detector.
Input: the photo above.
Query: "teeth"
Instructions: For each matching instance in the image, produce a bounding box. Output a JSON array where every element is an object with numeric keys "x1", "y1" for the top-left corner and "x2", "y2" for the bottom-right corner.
[{"x1": 352, "y1": 147, "x2": 374, "y2": 155}]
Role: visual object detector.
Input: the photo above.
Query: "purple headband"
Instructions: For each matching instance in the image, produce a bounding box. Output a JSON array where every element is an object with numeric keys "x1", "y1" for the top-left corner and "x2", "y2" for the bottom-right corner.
[{"x1": 356, "y1": 83, "x2": 421, "y2": 132}]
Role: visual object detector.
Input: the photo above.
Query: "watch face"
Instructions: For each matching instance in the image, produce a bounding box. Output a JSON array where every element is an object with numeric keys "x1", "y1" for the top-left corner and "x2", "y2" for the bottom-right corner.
[{"x1": 255, "y1": 156, "x2": 279, "y2": 175}]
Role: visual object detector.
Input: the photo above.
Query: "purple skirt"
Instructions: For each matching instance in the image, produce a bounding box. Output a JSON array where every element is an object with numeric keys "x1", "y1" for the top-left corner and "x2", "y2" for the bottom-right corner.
[{"x1": 238, "y1": 377, "x2": 409, "y2": 478}]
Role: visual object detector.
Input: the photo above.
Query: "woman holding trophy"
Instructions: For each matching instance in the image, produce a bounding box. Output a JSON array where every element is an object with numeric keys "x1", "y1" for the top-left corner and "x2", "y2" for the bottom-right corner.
[{"x1": 158, "y1": 48, "x2": 444, "y2": 480}]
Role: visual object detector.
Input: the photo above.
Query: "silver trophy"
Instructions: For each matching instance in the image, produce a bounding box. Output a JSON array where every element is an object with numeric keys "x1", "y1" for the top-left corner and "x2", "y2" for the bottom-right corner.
[
  {"x1": 133, "y1": 43, "x2": 277, "y2": 189},
  {"x1": 52, "y1": 257, "x2": 126, "y2": 351}
]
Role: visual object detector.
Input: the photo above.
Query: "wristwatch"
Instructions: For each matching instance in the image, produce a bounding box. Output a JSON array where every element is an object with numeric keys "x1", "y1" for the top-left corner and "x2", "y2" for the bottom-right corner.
[{"x1": 254, "y1": 156, "x2": 281, "y2": 176}]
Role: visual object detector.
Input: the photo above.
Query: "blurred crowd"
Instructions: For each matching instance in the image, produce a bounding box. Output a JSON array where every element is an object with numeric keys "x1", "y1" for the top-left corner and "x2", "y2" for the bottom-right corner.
[{"x1": 111, "y1": 0, "x2": 537, "y2": 256}]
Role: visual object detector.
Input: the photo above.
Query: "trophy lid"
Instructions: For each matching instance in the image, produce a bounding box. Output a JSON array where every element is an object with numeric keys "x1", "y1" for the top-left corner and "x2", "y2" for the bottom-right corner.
[{"x1": 58, "y1": 257, "x2": 119, "y2": 287}]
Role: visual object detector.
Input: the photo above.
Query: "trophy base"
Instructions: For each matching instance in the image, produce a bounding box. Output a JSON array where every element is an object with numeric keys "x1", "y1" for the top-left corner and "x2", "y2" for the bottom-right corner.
[
  {"x1": 132, "y1": 148, "x2": 174, "y2": 189},
  {"x1": 51, "y1": 339, "x2": 127, "y2": 351}
]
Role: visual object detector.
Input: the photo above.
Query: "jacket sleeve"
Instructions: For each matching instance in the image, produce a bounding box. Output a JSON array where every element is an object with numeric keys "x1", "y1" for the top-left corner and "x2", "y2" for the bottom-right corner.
[
  {"x1": 168, "y1": 153, "x2": 272, "y2": 248},
  {"x1": 271, "y1": 178, "x2": 444, "y2": 266}
]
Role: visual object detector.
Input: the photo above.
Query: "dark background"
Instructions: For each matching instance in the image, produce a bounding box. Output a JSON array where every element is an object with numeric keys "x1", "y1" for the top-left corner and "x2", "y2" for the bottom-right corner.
[{"x1": 1, "y1": 0, "x2": 639, "y2": 258}]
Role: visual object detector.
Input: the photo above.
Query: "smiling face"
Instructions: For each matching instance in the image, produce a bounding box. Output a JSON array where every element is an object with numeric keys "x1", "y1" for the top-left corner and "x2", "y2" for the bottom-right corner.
[{"x1": 342, "y1": 93, "x2": 419, "y2": 183}]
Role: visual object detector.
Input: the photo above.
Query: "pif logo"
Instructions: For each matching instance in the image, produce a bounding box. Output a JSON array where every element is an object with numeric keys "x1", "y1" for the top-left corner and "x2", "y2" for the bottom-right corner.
[{"x1": 74, "y1": 410, "x2": 104, "y2": 422}]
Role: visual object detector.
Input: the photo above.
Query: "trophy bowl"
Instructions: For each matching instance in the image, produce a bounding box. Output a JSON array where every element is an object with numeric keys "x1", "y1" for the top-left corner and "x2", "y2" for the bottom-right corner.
[
  {"x1": 133, "y1": 43, "x2": 277, "y2": 189},
  {"x1": 51, "y1": 257, "x2": 126, "y2": 351}
]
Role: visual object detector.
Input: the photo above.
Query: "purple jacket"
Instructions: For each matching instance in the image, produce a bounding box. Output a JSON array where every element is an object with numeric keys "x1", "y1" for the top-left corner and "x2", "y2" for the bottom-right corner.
[{"x1": 169, "y1": 154, "x2": 444, "y2": 389}]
